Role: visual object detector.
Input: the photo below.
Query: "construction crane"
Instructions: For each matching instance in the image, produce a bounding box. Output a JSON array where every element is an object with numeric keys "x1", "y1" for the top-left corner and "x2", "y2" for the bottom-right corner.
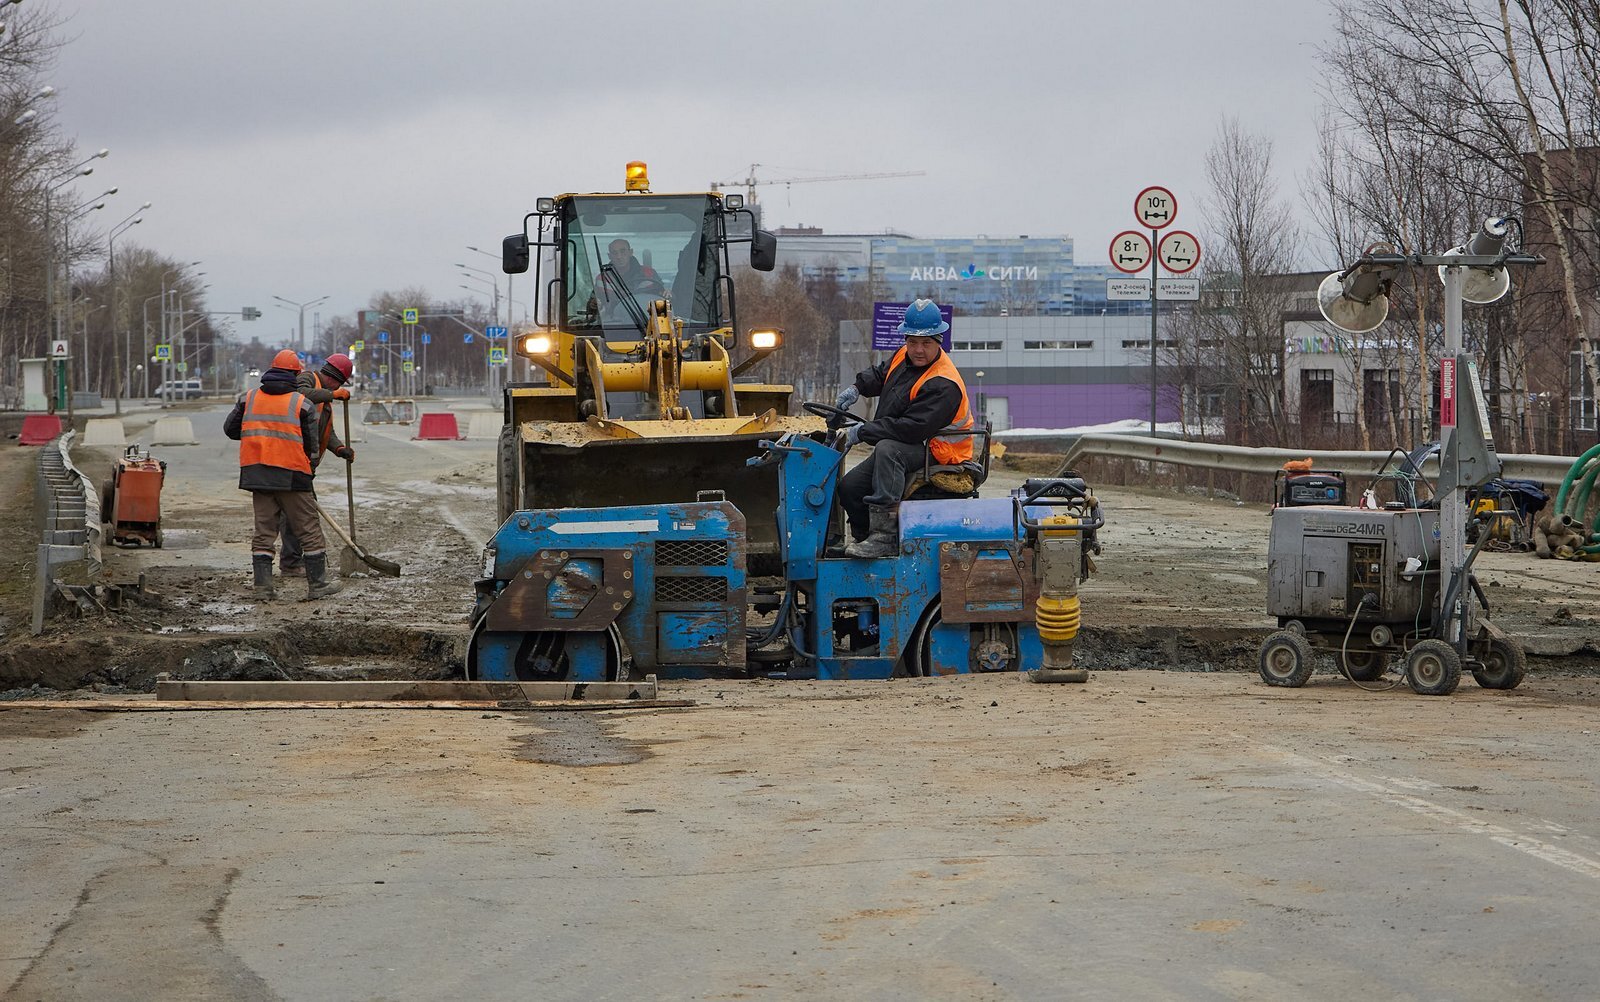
[{"x1": 709, "y1": 164, "x2": 926, "y2": 210}]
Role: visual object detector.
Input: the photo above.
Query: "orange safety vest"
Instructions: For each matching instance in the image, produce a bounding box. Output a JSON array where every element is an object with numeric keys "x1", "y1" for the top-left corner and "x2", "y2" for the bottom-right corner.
[
  {"x1": 239, "y1": 388, "x2": 311, "y2": 474},
  {"x1": 309, "y1": 373, "x2": 334, "y2": 459},
  {"x1": 885, "y1": 346, "x2": 975, "y2": 465}
]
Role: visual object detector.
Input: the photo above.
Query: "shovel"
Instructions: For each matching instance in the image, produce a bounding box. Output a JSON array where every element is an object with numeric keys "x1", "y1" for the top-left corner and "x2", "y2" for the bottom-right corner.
[
  {"x1": 315, "y1": 498, "x2": 401, "y2": 577},
  {"x1": 312, "y1": 399, "x2": 401, "y2": 578}
]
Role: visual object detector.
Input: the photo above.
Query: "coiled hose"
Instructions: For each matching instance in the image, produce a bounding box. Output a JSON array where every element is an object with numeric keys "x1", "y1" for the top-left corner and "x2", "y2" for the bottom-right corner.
[{"x1": 1552, "y1": 444, "x2": 1600, "y2": 557}]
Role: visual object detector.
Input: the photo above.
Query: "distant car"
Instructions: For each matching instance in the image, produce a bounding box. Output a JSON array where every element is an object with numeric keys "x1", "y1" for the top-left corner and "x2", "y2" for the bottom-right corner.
[
  {"x1": 247, "y1": 368, "x2": 261, "y2": 380},
  {"x1": 151, "y1": 379, "x2": 204, "y2": 400}
]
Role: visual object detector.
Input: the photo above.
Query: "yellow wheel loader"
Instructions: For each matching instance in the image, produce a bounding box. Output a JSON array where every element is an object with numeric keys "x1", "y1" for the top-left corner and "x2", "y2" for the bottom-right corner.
[{"x1": 498, "y1": 163, "x2": 822, "y2": 572}]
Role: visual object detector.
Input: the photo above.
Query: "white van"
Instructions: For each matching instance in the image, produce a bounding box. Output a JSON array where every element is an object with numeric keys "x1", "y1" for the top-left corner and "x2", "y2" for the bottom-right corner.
[{"x1": 151, "y1": 379, "x2": 204, "y2": 400}]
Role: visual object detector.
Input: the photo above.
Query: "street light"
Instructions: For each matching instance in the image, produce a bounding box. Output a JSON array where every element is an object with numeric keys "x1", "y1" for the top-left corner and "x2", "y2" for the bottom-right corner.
[
  {"x1": 271, "y1": 294, "x2": 329, "y2": 351},
  {"x1": 107, "y1": 202, "x2": 150, "y2": 416},
  {"x1": 42, "y1": 150, "x2": 109, "y2": 347}
]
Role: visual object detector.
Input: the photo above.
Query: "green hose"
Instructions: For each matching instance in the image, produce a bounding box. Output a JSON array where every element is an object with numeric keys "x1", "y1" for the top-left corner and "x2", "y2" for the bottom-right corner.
[
  {"x1": 1569, "y1": 457, "x2": 1600, "y2": 529},
  {"x1": 1554, "y1": 444, "x2": 1600, "y2": 516}
]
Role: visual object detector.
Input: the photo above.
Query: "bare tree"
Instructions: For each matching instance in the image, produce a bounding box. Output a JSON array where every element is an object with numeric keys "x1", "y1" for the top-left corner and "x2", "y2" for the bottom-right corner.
[{"x1": 1175, "y1": 118, "x2": 1303, "y2": 446}]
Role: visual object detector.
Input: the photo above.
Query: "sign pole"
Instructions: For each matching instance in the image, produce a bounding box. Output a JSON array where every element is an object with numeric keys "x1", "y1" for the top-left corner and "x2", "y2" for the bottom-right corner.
[{"x1": 1149, "y1": 227, "x2": 1159, "y2": 436}]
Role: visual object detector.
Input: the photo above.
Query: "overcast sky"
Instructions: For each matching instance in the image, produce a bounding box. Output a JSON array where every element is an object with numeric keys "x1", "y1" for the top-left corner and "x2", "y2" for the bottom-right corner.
[{"x1": 48, "y1": 0, "x2": 1332, "y2": 343}]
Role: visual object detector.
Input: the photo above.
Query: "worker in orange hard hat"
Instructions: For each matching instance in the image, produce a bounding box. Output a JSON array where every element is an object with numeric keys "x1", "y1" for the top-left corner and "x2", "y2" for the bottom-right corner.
[{"x1": 223, "y1": 351, "x2": 343, "y2": 602}]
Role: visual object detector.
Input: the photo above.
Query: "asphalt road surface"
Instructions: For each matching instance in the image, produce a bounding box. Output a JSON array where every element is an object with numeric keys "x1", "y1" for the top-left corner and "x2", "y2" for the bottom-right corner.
[{"x1": 5, "y1": 672, "x2": 1600, "y2": 1000}]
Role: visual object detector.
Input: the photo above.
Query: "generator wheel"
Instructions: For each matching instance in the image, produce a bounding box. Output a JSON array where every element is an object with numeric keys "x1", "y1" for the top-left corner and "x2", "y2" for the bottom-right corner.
[
  {"x1": 1258, "y1": 630, "x2": 1314, "y2": 687},
  {"x1": 1341, "y1": 650, "x2": 1390, "y2": 682},
  {"x1": 1472, "y1": 636, "x2": 1527, "y2": 690},
  {"x1": 1406, "y1": 639, "x2": 1462, "y2": 696}
]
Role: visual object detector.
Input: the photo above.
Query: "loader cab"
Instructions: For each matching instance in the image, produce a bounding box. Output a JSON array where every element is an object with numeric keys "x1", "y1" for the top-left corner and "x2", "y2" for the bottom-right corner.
[{"x1": 505, "y1": 190, "x2": 776, "y2": 343}]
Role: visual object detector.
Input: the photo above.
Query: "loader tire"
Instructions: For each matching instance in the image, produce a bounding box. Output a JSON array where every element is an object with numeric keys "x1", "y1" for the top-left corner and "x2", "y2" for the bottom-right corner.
[{"x1": 496, "y1": 424, "x2": 518, "y2": 527}]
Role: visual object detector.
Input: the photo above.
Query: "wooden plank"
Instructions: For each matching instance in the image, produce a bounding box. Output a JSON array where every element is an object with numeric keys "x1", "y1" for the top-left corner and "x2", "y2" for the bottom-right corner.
[
  {"x1": 153, "y1": 678, "x2": 658, "y2": 703},
  {"x1": 0, "y1": 699, "x2": 694, "y2": 713}
]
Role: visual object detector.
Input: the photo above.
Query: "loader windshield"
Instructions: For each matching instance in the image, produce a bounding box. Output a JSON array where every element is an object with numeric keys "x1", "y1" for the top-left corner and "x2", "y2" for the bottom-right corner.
[{"x1": 562, "y1": 195, "x2": 724, "y2": 335}]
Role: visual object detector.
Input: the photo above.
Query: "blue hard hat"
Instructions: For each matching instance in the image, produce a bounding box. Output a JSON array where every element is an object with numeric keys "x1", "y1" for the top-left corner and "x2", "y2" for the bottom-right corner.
[{"x1": 895, "y1": 298, "x2": 950, "y2": 337}]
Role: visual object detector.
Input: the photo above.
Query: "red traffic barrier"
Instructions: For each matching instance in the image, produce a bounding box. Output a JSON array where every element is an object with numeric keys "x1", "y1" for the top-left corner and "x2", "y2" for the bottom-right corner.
[
  {"x1": 412, "y1": 412, "x2": 464, "y2": 441},
  {"x1": 17, "y1": 414, "x2": 64, "y2": 446}
]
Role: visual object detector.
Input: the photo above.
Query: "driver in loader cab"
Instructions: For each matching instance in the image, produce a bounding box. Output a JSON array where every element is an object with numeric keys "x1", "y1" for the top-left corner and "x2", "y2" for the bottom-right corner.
[
  {"x1": 594, "y1": 238, "x2": 664, "y2": 321},
  {"x1": 834, "y1": 299, "x2": 976, "y2": 558}
]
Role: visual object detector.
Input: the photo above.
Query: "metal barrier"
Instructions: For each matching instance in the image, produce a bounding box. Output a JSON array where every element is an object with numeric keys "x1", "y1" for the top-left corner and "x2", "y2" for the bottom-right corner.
[
  {"x1": 364, "y1": 399, "x2": 417, "y2": 425},
  {"x1": 1054, "y1": 433, "x2": 1577, "y2": 487},
  {"x1": 32, "y1": 431, "x2": 100, "y2": 634}
]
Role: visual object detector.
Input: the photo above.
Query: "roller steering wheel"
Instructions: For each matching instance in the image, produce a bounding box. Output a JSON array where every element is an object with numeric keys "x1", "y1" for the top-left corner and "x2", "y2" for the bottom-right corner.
[{"x1": 803, "y1": 401, "x2": 864, "y2": 430}]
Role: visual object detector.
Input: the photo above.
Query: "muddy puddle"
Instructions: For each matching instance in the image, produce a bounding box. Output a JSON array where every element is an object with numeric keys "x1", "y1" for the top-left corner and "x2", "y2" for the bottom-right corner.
[{"x1": 509, "y1": 714, "x2": 654, "y2": 767}]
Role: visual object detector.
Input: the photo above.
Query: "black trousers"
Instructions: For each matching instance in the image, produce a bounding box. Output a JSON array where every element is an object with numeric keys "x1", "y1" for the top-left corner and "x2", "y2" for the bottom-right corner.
[{"x1": 837, "y1": 439, "x2": 930, "y2": 535}]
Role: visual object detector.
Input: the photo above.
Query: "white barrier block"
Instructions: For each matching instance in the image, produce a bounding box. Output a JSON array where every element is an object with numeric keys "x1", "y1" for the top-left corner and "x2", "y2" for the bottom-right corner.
[
  {"x1": 465, "y1": 411, "x2": 503, "y2": 440},
  {"x1": 81, "y1": 418, "x2": 127, "y2": 448},
  {"x1": 150, "y1": 416, "x2": 199, "y2": 446}
]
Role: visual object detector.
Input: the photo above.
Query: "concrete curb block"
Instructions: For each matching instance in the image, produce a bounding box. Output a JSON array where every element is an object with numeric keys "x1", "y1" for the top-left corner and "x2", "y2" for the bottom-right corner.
[
  {"x1": 151, "y1": 416, "x2": 199, "y2": 446},
  {"x1": 82, "y1": 418, "x2": 127, "y2": 448},
  {"x1": 464, "y1": 411, "x2": 501, "y2": 440}
]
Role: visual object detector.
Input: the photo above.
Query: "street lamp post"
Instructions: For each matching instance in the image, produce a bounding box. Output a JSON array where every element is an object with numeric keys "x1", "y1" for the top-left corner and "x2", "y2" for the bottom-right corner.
[
  {"x1": 157, "y1": 262, "x2": 201, "y2": 402},
  {"x1": 271, "y1": 294, "x2": 329, "y2": 352},
  {"x1": 469, "y1": 243, "x2": 523, "y2": 380},
  {"x1": 42, "y1": 153, "x2": 106, "y2": 358},
  {"x1": 974, "y1": 370, "x2": 986, "y2": 425},
  {"x1": 107, "y1": 202, "x2": 150, "y2": 416}
]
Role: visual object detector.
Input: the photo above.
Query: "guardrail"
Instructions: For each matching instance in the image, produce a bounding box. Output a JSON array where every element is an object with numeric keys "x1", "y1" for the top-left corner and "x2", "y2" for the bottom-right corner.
[
  {"x1": 32, "y1": 431, "x2": 100, "y2": 635},
  {"x1": 1055, "y1": 433, "x2": 1577, "y2": 486}
]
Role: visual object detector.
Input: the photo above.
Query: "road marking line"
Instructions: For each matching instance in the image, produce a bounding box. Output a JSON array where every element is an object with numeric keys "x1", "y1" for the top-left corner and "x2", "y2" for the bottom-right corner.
[{"x1": 1246, "y1": 739, "x2": 1600, "y2": 882}]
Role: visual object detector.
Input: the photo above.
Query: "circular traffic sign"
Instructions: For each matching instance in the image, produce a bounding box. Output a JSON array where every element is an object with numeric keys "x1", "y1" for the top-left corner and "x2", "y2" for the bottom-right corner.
[
  {"x1": 1109, "y1": 230, "x2": 1153, "y2": 274},
  {"x1": 1134, "y1": 186, "x2": 1178, "y2": 229},
  {"x1": 1157, "y1": 230, "x2": 1202, "y2": 274}
]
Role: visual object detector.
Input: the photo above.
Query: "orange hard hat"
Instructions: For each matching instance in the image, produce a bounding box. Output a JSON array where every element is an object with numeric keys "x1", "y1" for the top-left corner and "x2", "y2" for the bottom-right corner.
[{"x1": 271, "y1": 349, "x2": 303, "y2": 371}]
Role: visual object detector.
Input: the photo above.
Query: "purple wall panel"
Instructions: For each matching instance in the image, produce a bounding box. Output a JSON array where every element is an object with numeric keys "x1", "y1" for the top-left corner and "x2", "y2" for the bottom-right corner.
[{"x1": 977, "y1": 384, "x2": 1180, "y2": 429}]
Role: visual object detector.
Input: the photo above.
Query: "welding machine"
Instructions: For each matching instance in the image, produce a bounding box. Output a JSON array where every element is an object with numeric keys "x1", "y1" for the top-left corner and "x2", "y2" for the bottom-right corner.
[{"x1": 105, "y1": 446, "x2": 166, "y2": 548}]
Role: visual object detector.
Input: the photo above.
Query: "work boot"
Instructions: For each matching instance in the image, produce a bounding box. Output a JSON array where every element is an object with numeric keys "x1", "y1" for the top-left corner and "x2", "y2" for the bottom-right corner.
[
  {"x1": 252, "y1": 554, "x2": 276, "y2": 602},
  {"x1": 844, "y1": 504, "x2": 899, "y2": 559},
  {"x1": 304, "y1": 552, "x2": 344, "y2": 601}
]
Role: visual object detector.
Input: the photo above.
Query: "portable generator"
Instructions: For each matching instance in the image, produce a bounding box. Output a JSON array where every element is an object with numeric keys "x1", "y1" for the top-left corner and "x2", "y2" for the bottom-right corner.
[
  {"x1": 1260, "y1": 502, "x2": 1525, "y2": 695},
  {"x1": 1274, "y1": 469, "x2": 1348, "y2": 507}
]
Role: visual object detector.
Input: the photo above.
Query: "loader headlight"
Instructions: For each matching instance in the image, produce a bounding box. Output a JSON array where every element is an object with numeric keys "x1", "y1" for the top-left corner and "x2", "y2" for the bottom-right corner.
[
  {"x1": 748, "y1": 328, "x2": 782, "y2": 350},
  {"x1": 523, "y1": 334, "x2": 552, "y2": 355},
  {"x1": 723, "y1": 193, "x2": 744, "y2": 210},
  {"x1": 536, "y1": 196, "x2": 556, "y2": 213}
]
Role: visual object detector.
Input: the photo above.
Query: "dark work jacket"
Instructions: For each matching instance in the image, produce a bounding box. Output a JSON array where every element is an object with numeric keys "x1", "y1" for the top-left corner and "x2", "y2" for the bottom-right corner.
[
  {"x1": 223, "y1": 367, "x2": 319, "y2": 492},
  {"x1": 295, "y1": 367, "x2": 348, "y2": 468},
  {"x1": 851, "y1": 349, "x2": 963, "y2": 447}
]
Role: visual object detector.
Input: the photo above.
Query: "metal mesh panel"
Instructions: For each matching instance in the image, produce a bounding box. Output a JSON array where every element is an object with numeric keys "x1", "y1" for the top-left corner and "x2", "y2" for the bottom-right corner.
[
  {"x1": 656, "y1": 539, "x2": 728, "y2": 567},
  {"x1": 656, "y1": 575, "x2": 728, "y2": 604}
]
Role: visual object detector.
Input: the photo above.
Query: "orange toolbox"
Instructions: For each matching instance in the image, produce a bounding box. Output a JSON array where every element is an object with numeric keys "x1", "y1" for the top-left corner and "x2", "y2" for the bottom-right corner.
[{"x1": 106, "y1": 447, "x2": 167, "y2": 548}]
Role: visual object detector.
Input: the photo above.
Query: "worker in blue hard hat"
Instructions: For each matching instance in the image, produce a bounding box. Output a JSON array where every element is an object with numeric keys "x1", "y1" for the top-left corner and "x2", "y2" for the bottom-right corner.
[{"x1": 833, "y1": 299, "x2": 977, "y2": 558}]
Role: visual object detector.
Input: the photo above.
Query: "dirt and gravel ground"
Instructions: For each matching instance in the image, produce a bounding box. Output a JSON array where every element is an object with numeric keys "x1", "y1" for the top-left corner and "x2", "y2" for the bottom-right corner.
[{"x1": 3, "y1": 400, "x2": 1599, "y2": 999}]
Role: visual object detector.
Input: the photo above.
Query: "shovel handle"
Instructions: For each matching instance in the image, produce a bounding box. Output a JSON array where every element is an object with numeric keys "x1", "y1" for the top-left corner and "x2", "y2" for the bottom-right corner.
[{"x1": 343, "y1": 399, "x2": 356, "y2": 536}]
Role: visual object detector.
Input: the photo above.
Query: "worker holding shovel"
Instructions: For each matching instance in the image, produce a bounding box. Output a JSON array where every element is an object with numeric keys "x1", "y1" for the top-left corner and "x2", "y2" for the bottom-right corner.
[
  {"x1": 277, "y1": 354, "x2": 356, "y2": 576},
  {"x1": 223, "y1": 351, "x2": 344, "y2": 601}
]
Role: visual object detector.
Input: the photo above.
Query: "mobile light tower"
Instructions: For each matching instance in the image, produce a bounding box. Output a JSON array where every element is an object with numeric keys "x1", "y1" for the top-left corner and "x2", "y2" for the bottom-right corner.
[{"x1": 1261, "y1": 216, "x2": 1541, "y2": 696}]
